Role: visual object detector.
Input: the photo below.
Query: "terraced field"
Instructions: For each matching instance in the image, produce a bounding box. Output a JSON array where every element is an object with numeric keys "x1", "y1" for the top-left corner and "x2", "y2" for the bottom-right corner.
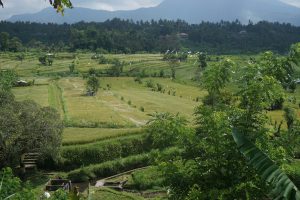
[{"x1": 3, "y1": 52, "x2": 300, "y2": 199}]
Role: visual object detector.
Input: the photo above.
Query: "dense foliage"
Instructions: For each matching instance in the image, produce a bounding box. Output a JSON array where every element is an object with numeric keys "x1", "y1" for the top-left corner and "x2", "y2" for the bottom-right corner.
[
  {"x1": 61, "y1": 135, "x2": 148, "y2": 170},
  {"x1": 1, "y1": 20, "x2": 300, "y2": 53},
  {"x1": 152, "y1": 43, "x2": 300, "y2": 199},
  {"x1": 0, "y1": 70, "x2": 63, "y2": 168},
  {"x1": 0, "y1": 168, "x2": 34, "y2": 199}
]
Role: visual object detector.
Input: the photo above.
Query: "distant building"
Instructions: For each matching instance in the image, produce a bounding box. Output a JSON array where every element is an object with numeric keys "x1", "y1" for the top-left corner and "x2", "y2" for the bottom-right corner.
[
  {"x1": 239, "y1": 30, "x2": 247, "y2": 35},
  {"x1": 178, "y1": 33, "x2": 189, "y2": 39}
]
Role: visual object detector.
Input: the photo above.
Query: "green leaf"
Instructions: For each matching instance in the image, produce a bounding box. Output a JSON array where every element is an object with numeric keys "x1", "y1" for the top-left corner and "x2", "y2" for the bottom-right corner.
[{"x1": 232, "y1": 128, "x2": 300, "y2": 200}]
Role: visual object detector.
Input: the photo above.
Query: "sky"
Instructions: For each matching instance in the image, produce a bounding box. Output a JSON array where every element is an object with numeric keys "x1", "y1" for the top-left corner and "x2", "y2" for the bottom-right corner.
[{"x1": 0, "y1": 0, "x2": 299, "y2": 20}]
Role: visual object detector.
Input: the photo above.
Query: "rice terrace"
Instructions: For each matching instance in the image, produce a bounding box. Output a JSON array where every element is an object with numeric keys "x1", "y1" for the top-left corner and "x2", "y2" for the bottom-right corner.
[{"x1": 1, "y1": 0, "x2": 300, "y2": 200}]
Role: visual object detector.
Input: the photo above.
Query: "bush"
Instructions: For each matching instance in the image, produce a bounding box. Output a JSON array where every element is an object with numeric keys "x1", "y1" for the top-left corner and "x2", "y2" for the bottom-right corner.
[
  {"x1": 284, "y1": 162, "x2": 300, "y2": 188},
  {"x1": 146, "y1": 113, "x2": 189, "y2": 149},
  {"x1": 269, "y1": 97, "x2": 284, "y2": 110},
  {"x1": 156, "y1": 83, "x2": 164, "y2": 92},
  {"x1": 140, "y1": 106, "x2": 145, "y2": 112},
  {"x1": 98, "y1": 55, "x2": 108, "y2": 64},
  {"x1": 145, "y1": 80, "x2": 155, "y2": 88},
  {"x1": 68, "y1": 153, "x2": 151, "y2": 182},
  {"x1": 51, "y1": 189, "x2": 68, "y2": 200},
  {"x1": 67, "y1": 147, "x2": 183, "y2": 182},
  {"x1": 134, "y1": 76, "x2": 143, "y2": 84},
  {"x1": 39, "y1": 54, "x2": 54, "y2": 66},
  {"x1": 131, "y1": 167, "x2": 164, "y2": 190},
  {"x1": 61, "y1": 135, "x2": 148, "y2": 170}
]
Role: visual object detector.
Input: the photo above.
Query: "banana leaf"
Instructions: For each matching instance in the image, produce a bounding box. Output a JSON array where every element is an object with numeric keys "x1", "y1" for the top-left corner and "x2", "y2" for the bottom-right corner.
[{"x1": 232, "y1": 128, "x2": 300, "y2": 200}]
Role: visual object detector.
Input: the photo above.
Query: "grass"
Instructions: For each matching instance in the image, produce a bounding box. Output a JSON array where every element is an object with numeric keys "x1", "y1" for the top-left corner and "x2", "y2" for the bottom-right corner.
[
  {"x1": 58, "y1": 78, "x2": 135, "y2": 127},
  {"x1": 6, "y1": 52, "x2": 297, "y2": 198},
  {"x1": 88, "y1": 187, "x2": 144, "y2": 200},
  {"x1": 126, "y1": 166, "x2": 165, "y2": 191},
  {"x1": 100, "y1": 77, "x2": 201, "y2": 122},
  {"x1": 62, "y1": 127, "x2": 143, "y2": 145},
  {"x1": 12, "y1": 85, "x2": 49, "y2": 107},
  {"x1": 8, "y1": 52, "x2": 299, "y2": 128},
  {"x1": 48, "y1": 82, "x2": 64, "y2": 116}
]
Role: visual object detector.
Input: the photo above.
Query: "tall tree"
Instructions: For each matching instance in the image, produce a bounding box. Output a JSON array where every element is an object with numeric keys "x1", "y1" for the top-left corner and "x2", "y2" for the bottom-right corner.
[{"x1": 86, "y1": 75, "x2": 100, "y2": 96}]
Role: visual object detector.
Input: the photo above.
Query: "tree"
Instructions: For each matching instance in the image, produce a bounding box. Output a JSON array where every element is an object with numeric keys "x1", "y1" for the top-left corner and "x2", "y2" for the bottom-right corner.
[
  {"x1": 290, "y1": 42, "x2": 300, "y2": 65},
  {"x1": 86, "y1": 76, "x2": 100, "y2": 96},
  {"x1": 157, "y1": 52, "x2": 295, "y2": 199},
  {"x1": 69, "y1": 57, "x2": 79, "y2": 73},
  {"x1": 9, "y1": 37, "x2": 23, "y2": 52},
  {"x1": 0, "y1": 70, "x2": 18, "y2": 92},
  {"x1": 0, "y1": 32, "x2": 9, "y2": 51},
  {"x1": 16, "y1": 53, "x2": 25, "y2": 63},
  {"x1": 0, "y1": 106, "x2": 23, "y2": 167},
  {"x1": 108, "y1": 60, "x2": 123, "y2": 77},
  {"x1": 198, "y1": 52, "x2": 207, "y2": 69},
  {"x1": 201, "y1": 59, "x2": 233, "y2": 106},
  {"x1": 146, "y1": 112, "x2": 189, "y2": 149},
  {"x1": 169, "y1": 60, "x2": 179, "y2": 79},
  {"x1": 284, "y1": 107, "x2": 297, "y2": 130},
  {"x1": 39, "y1": 54, "x2": 54, "y2": 66},
  {"x1": 257, "y1": 51, "x2": 294, "y2": 91},
  {"x1": 0, "y1": 91, "x2": 63, "y2": 168}
]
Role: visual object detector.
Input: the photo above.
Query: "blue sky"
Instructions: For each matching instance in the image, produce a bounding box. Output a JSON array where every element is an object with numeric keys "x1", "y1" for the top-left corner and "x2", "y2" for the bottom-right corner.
[{"x1": 0, "y1": 0, "x2": 299, "y2": 20}]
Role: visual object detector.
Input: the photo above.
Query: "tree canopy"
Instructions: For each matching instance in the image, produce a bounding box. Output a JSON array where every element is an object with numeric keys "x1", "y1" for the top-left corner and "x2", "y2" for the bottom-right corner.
[{"x1": 1, "y1": 20, "x2": 300, "y2": 54}]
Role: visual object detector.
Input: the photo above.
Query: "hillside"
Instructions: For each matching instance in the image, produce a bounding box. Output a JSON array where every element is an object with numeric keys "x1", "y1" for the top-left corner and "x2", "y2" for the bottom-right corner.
[{"x1": 8, "y1": 0, "x2": 300, "y2": 25}]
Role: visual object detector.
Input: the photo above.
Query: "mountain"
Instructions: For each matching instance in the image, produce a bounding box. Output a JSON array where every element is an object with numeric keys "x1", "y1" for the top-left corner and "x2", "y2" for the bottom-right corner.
[{"x1": 8, "y1": 0, "x2": 300, "y2": 25}]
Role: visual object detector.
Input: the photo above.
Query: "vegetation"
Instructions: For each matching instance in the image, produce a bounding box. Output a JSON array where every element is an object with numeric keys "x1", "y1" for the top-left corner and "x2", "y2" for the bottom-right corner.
[
  {"x1": 0, "y1": 89, "x2": 63, "y2": 168},
  {"x1": 1, "y1": 20, "x2": 300, "y2": 54},
  {"x1": 86, "y1": 75, "x2": 100, "y2": 96},
  {"x1": 1, "y1": 12, "x2": 300, "y2": 199},
  {"x1": 0, "y1": 167, "x2": 35, "y2": 199}
]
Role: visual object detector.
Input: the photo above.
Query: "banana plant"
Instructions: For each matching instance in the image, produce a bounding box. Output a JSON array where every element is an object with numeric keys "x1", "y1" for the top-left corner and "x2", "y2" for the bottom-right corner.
[{"x1": 232, "y1": 129, "x2": 300, "y2": 200}]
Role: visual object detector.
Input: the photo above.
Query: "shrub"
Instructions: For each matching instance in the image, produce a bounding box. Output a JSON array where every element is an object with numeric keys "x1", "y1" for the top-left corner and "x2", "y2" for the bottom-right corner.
[
  {"x1": 134, "y1": 76, "x2": 143, "y2": 84},
  {"x1": 159, "y1": 70, "x2": 165, "y2": 77},
  {"x1": 146, "y1": 113, "x2": 189, "y2": 149},
  {"x1": 61, "y1": 135, "x2": 148, "y2": 170},
  {"x1": 145, "y1": 80, "x2": 155, "y2": 88},
  {"x1": 140, "y1": 106, "x2": 145, "y2": 112},
  {"x1": 156, "y1": 83, "x2": 164, "y2": 92},
  {"x1": 131, "y1": 167, "x2": 164, "y2": 190},
  {"x1": 68, "y1": 153, "x2": 151, "y2": 182},
  {"x1": 98, "y1": 55, "x2": 108, "y2": 64},
  {"x1": 67, "y1": 147, "x2": 183, "y2": 182}
]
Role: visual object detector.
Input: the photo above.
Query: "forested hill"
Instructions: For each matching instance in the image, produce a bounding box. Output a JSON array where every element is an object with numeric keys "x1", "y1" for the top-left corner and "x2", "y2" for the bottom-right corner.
[
  {"x1": 1, "y1": 19, "x2": 300, "y2": 54},
  {"x1": 8, "y1": 0, "x2": 300, "y2": 25}
]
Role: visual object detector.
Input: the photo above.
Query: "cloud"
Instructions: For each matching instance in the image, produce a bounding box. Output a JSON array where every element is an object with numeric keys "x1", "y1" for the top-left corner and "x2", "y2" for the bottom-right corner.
[
  {"x1": 0, "y1": 0, "x2": 48, "y2": 20},
  {"x1": 280, "y1": 0, "x2": 300, "y2": 8},
  {"x1": 0, "y1": 0, "x2": 163, "y2": 20},
  {"x1": 73, "y1": 0, "x2": 163, "y2": 11}
]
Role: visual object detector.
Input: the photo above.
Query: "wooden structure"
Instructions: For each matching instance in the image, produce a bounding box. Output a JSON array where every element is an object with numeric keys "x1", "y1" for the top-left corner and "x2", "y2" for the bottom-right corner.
[
  {"x1": 20, "y1": 152, "x2": 40, "y2": 172},
  {"x1": 45, "y1": 179, "x2": 72, "y2": 192}
]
